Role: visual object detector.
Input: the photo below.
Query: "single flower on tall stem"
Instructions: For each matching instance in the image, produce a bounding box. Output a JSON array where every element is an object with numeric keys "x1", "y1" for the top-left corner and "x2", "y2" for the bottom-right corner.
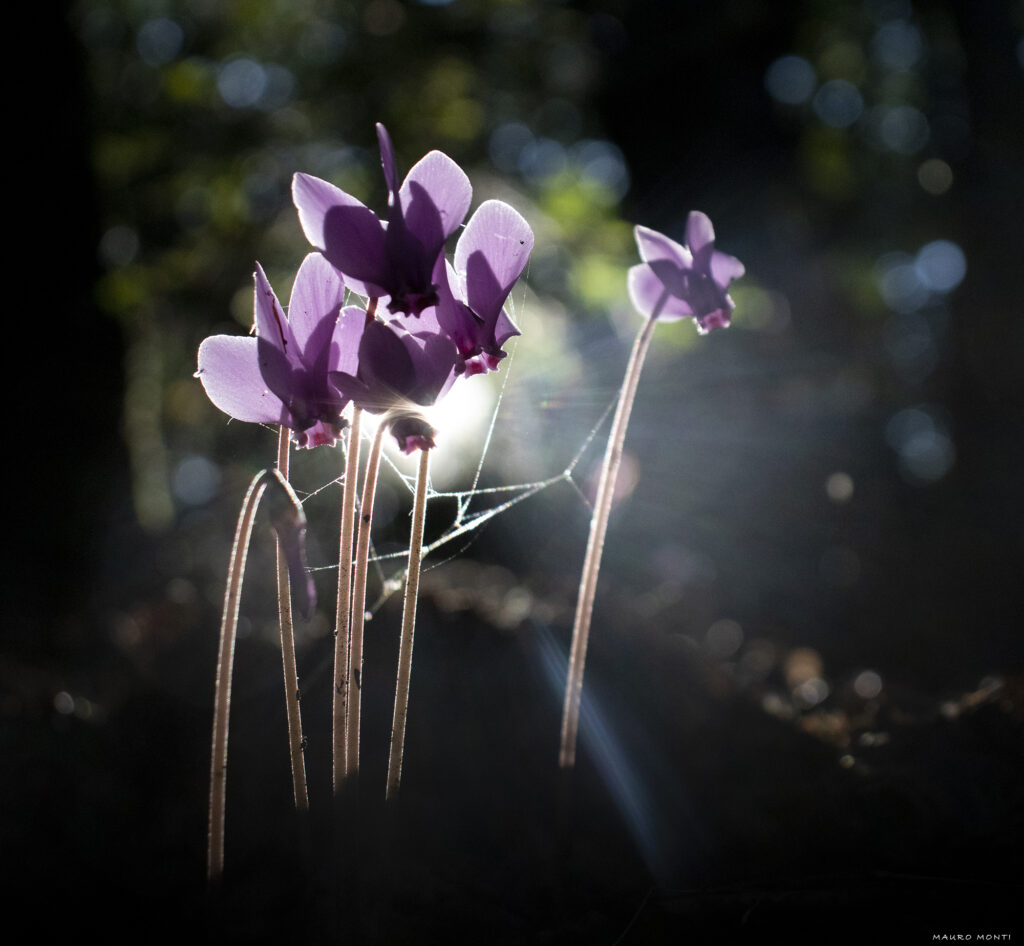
[{"x1": 558, "y1": 211, "x2": 744, "y2": 770}]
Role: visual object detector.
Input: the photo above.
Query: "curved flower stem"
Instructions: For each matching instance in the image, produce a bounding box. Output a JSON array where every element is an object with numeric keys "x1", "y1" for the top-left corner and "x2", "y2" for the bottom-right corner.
[
  {"x1": 347, "y1": 422, "x2": 386, "y2": 778},
  {"x1": 385, "y1": 446, "x2": 431, "y2": 802},
  {"x1": 207, "y1": 467, "x2": 279, "y2": 885},
  {"x1": 275, "y1": 427, "x2": 309, "y2": 811},
  {"x1": 558, "y1": 296, "x2": 666, "y2": 769},
  {"x1": 334, "y1": 409, "x2": 362, "y2": 791}
]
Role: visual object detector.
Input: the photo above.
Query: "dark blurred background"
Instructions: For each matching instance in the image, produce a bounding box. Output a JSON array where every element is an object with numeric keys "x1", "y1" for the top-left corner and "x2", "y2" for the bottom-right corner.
[{"x1": 5, "y1": 0, "x2": 1024, "y2": 941}]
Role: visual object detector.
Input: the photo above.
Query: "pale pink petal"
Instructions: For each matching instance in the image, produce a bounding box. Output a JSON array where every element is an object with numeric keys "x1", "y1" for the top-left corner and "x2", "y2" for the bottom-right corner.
[
  {"x1": 286, "y1": 253, "x2": 346, "y2": 359},
  {"x1": 399, "y1": 150, "x2": 472, "y2": 242},
  {"x1": 332, "y1": 305, "x2": 368, "y2": 378},
  {"x1": 376, "y1": 123, "x2": 399, "y2": 201},
  {"x1": 291, "y1": 172, "x2": 389, "y2": 291},
  {"x1": 454, "y1": 200, "x2": 534, "y2": 298},
  {"x1": 685, "y1": 211, "x2": 716, "y2": 255},
  {"x1": 634, "y1": 225, "x2": 693, "y2": 270},
  {"x1": 254, "y1": 263, "x2": 294, "y2": 355},
  {"x1": 627, "y1": 264, "x2": 695, "y2": 321},
  {"x1": 197, "y1": 335, "x2": 288, "y2": 424},
  {"x1": 253, "y1": 263, "x2": 300, "y2": 397},
  {"x1": 710, "y1": 250, "x2": 746, "y2": 286},
  {"x1": 493, "y1": 307, "x2": 520, "y2": 348}
]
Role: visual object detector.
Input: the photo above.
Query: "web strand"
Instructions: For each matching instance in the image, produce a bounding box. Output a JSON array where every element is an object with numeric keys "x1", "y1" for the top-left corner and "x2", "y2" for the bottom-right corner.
[{"x1": 303, "y1": 269, "x2": 620, "y2": 615}]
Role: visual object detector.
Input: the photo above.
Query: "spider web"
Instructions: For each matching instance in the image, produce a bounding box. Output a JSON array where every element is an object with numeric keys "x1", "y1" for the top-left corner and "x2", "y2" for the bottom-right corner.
[
  {"x1": 297, "y1": 290, "x2": 617, "y2": 618},
  {"x1": 359, "y1": 353, "x2": 612, "y2": 615}
]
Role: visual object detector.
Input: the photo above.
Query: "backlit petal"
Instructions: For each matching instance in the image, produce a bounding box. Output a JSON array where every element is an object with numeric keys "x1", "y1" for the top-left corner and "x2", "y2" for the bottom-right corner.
[
  {"x1": 254, "y1": 263, "x2": 295, "y2": 358},
  {"x1": 685, "y1": 211, "x2": 715, "y2": 255},
  {"x1": 358, "y1": 320, "x2": 418, "y2": 406},
  {"x1": 710, "y1": 250, "x2": 745, "y2": 287},
  {"x1": 404, "y1": 331, "x2": 459, "y2": 405},
  {"x1": 376, "y1": 122, "x2": 399, "y2": 201},
  {"x1": 399, "y1": 150, "x2": 472, "y2": 244},
  {"x1": 292, "y1": 172, "x2": 388, "y2": 291},
  {"x1": 331, "y1": 305, "x2": 368, "y2": 378},
  {"x1": 287, "y1": 253, "x2": 346, "y2": 361},
  {"x1": 493, "y1": 307, "x2": 521, "y2": 348},
  {"x1": 426, "y1": 258, "x2": 483, "y2": 359},
  {"x1": 634, "y1": 225, "x2": 692, "y2": 270},
  {"x1": 456, "y1": 200, "x2": 533, "y2": 321},
  {"x1": 197, "y1": 335, "x2": 288, "y2": 425},
  {"x1": 627, "y1": 264, "x2": 695, "y2": 321},
  {"x1": 254, "y1": 264, "x2": 301, "y2": 399}
]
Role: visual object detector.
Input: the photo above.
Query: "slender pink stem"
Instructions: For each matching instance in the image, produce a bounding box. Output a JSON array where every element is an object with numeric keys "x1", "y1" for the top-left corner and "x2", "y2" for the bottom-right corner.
[
  {"x1": 558, "y1": 299, "x2": 665, "y2": 769},
  {"x1": 208, "y1": 467, "x2": 309, "y2": 885},
  {"x1": 385, "y1": 447, "x2": 431, "y2": 801},
  {"x1": 334, "y1": 409, "x2": 362, "y2": 791},
  {"x1": 347, "y1": 422, "x2": 386, "y2": 776},
  {"x1": 208, "y1": 469, "x2": 272, "y2": 885},
  {"x1": 275, "y1": 427, "x2": 309, "y2": 811}
]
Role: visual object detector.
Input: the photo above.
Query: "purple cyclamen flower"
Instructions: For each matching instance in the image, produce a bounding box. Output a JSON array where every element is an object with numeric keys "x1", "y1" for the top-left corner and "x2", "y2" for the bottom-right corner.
[
  {"x1": 292, "y1": 123, "x2": 472, "y2": 318},
  {"x1": 196, "y1": 252, "x2": 359, "y2": 448},
  {"x1": 393, "y1": 199, "x2": 534, "y2": 376},
  {"x1": 627, "y1": 211, "x2": 745, "y2": 333},
  {"x1": 329, "y1": 309, "x2": 461, "y2": 453}
]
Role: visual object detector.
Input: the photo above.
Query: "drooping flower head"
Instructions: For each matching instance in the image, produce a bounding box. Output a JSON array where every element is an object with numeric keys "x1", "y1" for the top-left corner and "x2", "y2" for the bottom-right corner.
[
  {"x1": 393, "y1": 199, "x2": 534, "y2": 376},
  {"x1": 292, "y1": 124, "x2": 472, "y2": 318},
  {"x1": 329, "y1": 308, "x2": 460, "y2": 453},
  {"x1": 197, "y1": 252, "x2": 359, "y2": 448},
  {"x1": 627, "y1": 211, "x2": 745, "y2": 333}
]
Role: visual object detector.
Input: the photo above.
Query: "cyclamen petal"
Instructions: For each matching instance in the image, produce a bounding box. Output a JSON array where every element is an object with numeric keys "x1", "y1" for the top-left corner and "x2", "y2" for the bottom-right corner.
[
  {"x1": 400, "y1": 151, "x2": 473, "y2": 244},
  {"x1": 685, "y1": 211, "x2": 716, "y2": 257},
  {"x1": 292, "y1": 172, "x2": 390, "y2": 297},
  {"x1": 197, "y1": 335, "x2": 289, "y2": 426},
  {"x1": 423, "y1": 258, "x2": 485, "y2": 360},
  {"x1": 710, "y1": 250, "x2": 746, "y2": 285},
  {"x1": 627, "y1": 264, "x2": 695, "y2": 322},
  {"x1": 376, "y1": 122, "x2": 400, "y2": 200},
  {"x1": 634, "y1": 225, "x2": 693, "y2": 270},
  {"x1": 253, "y1": 265, "x2": 302, "y2": 419},
  {"x1": 286, "y1": 252, "x2": 347, "y2": 359},
  {"x1": 357, "y1": 319, "x2": 420, "y2": 406},
  {"x1": 456, "y1": 200, "x2": 534, "y2": 320},
  {"x1": 254, "y1": 262, "x2": 298, "y2": 364},
  {"x1": 492, "y1": 307, "x2": 520, "y2": 350}
]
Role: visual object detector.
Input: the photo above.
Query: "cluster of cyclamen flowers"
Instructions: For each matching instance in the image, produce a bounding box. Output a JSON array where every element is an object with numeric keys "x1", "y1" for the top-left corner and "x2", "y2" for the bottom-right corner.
[
  {"x1": 198, "y1": 124, "x2": 538, "y2": 883},
  {"x1": 196, "y1": 121, "x2": 745, "y2": 885},
  {"x1": 198, "y1": 122, "x2": 534, "y2": 457}
]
